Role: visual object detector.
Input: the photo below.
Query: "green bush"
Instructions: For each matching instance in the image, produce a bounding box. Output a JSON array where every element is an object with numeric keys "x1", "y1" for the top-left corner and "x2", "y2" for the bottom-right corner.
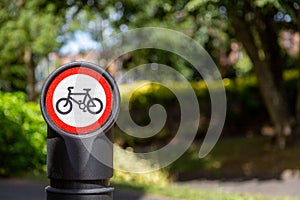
[
  {"x1": 116, "y1": 70, "x2": 298, "y2": 146},
  {"x1": 0, "y1": 92, "x2": 46, "y2": 176},
  {"x1": 0, "y1": 69, "x2": 297, "y2": 177}
]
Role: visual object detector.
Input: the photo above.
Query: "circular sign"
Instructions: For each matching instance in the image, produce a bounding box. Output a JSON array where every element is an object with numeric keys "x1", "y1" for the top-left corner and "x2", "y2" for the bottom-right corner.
[{"x1": 40, "y1": 62, "x2": 120, "y2": 135}]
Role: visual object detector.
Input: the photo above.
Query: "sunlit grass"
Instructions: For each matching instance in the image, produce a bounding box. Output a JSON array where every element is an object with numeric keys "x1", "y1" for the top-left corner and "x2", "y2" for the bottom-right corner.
[{"x1": 112, "y1": 179, "x2": 299, "y2": 200}]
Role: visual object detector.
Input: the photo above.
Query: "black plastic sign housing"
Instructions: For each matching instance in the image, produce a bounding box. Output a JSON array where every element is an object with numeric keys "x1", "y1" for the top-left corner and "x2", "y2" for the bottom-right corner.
[{"x1": 40, "y1": 61, "x2": 120, "y2": 200}]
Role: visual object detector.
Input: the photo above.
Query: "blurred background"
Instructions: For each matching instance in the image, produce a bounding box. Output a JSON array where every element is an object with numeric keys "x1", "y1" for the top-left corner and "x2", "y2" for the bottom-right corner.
[{"x1": 0, "y1": 0, "x2": 300, "y2": 199}]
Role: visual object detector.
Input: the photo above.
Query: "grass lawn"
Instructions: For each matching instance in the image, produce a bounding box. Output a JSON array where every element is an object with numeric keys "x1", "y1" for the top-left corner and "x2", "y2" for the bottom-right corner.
[
  {"x1": 112, "y1": 179, "x2": 300, "y2": 200},
  {"x1": 112, "y1": 136, "x2": 300, "y2": 200},
  {"x1": 169, "y1": 136, "x2": 300, "y2": 180}
]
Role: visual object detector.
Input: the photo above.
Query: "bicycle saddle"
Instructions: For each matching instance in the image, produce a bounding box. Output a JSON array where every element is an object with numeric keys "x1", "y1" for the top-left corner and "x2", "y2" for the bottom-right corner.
[{"x1": 83, "y1": 88, "x2": 91, "y2": 91}]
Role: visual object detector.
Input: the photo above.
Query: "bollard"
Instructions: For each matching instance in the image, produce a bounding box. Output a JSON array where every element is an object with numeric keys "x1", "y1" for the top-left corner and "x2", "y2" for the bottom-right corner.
[{"x1": 40, "y1": 61, "x2": 120, "y2": 200}]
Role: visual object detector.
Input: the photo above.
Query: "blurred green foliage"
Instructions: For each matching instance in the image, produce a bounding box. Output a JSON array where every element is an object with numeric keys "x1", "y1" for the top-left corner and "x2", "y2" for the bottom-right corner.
[
  {"x1": 115, "y1": 76, "x2": 264, "y2": 147},
  {"x1": 0, "y1": 92, "x2": 46, "y2": 176},
  {"x1": 0, "y1": 69, "x2": 298, "y2": 176},
  {"x1": 116, "y1": 69, "x2": 298, "y2": 146},
  {"x1": 0, "y1": 0, "x2": 62, "y2": 96},
  {"x1": 233, "y1": 52, "x2": 253, "y2": 77}
]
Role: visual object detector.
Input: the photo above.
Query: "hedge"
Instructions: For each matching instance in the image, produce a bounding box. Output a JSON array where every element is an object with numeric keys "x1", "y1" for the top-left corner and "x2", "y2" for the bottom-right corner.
[
  {"x1": 115, "y1": 70, "x2": 298, "y2": 146},
  {"x1": 0, "y1": 70, "x2": 298, "y2": 175},
  {"x1": 0, "y1": 92, "x2": 46, "y2": 176}
]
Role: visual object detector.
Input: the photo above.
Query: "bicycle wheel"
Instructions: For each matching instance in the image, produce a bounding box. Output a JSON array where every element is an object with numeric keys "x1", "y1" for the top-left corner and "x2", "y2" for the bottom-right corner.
[
  {"x1": 87, "y1": 98, "x2": 103, "y2": 114},
  {"x1": 56, "y1": 98, "x2": 72, "y2": 115}
]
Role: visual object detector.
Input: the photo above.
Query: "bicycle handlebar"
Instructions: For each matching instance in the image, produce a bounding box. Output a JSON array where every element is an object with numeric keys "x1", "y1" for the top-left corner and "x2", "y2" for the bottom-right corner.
[{"x1": 68, "y1": 86, "x2": 74, "y2": 91}]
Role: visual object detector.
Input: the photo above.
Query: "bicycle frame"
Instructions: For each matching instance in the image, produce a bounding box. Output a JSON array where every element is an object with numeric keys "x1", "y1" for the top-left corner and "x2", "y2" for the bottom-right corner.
[{"x1": 65, "y1": 87, "x2": 96, "y2": 107}]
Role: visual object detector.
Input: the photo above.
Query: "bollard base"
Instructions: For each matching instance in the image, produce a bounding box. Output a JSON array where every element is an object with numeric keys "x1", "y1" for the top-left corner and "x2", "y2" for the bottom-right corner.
[{"x1": 46, "y1": 185, "x2": 114, "y2": 200}]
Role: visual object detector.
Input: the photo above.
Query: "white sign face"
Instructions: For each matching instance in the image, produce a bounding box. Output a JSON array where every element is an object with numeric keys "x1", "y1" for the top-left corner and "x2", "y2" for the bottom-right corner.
[
  {"x1": 52, "y1": 74, "x2": 106, "y2": 128},
  {"x1": 45, "y1": 66, "x2": 113, "y2": 134}
]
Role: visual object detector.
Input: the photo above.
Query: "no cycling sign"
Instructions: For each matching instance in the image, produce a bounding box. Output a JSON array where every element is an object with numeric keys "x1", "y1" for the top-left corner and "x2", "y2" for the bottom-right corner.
[{"x1": 40, "y1": 62, "x2": 120, "y2": 135}]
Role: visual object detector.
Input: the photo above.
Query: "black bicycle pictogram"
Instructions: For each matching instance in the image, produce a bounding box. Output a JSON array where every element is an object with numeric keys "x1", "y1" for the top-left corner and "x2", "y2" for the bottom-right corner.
[{"x1": 56, "y1": 87, "x2": 103, "y2": 115}]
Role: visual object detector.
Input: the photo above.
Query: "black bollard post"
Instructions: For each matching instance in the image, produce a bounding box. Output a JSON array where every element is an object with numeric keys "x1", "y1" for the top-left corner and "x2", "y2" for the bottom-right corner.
[{"x1": 40, "y1": 61, "x2": 120, "y2": 200}]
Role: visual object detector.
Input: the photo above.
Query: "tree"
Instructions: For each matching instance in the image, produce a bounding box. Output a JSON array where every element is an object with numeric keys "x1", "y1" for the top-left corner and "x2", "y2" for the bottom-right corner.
[
  {"x1": 2, "y1": 0, "x2": 297, "y2": 146},
  {"x1": 226, "y1": 1, "x2": 293, "y2": 147},
  {"x1": 0, "y1": 0, "x2": 62, "y2": 101},
  {"x1": 95, "y1": 0, "x2": 299, "y2": 147}
]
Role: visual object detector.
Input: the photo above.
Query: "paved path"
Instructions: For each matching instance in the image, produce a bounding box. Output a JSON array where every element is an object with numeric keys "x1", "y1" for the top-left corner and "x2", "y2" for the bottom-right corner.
[
  {"x1": 0, "y1": 179, "x2": 171, "y2": 200},
  {"x1": 180, "y1": 179, "x2": 300, "y2": 197}
]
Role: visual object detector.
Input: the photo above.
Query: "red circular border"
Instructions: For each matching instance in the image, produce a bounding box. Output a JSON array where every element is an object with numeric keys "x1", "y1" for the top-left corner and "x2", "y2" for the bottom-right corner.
[{"x1": 45, "y1": 67, "x2": 113, "y2": 134}]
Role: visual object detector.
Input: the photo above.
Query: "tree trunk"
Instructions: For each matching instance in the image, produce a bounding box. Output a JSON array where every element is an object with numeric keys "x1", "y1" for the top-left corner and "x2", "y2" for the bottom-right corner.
[
  {"x1": 231, "y1": 17, "x2": 293, "y2": 148},
  {"x1": 258, "y1": 12, "x2": 285, "y2": 95},
  {"x1": 296, "y1": 56, "x2": 300, "y2": 128},
  {"x1": 24, "y1": 47, "x2": 36, "y2": 101},
  {"x1": 295, "y1": 9, "x2": 300, "y2": 129}
]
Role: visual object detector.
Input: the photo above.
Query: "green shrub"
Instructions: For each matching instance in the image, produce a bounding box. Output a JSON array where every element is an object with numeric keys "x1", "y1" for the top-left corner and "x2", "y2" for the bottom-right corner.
[
  {"x1": 0, "y1": 69, "x2": 297, "y2": 177},
  {"x1": 0, "y1": 92, "x2": 46, "y2": 176},
  {"x1": 116, "y1": 70, "x2": 298, "y2": 146}
]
